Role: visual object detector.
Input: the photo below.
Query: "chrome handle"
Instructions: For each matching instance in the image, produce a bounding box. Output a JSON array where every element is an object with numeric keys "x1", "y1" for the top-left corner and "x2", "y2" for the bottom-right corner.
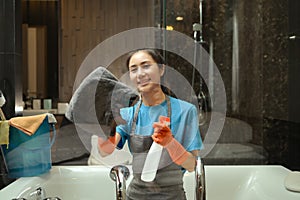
[
  {"x1": 195, "y1": 157, "x2": 206, "y2": 200},
  {"x1": 29, "y1": 187, "x2": 46, "y2": 200},
  {"x1": 110, "y1": 165, "x2": 130, "y2": 200},
  {"x1": 11, "y1": 198, "x2": 27, "y2": 200}
]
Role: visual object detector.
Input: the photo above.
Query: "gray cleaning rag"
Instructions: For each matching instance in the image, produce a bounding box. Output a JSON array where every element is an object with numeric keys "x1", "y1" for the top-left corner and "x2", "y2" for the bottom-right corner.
[{"x1": 65, "y1": 67, "x2": 138, "y2": 139}]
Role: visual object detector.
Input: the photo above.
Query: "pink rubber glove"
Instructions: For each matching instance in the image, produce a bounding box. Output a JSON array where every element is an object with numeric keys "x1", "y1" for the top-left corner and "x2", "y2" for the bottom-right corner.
[
  {"x1": 98, "y1": 135, "x2": 116, "y2": 154},
  {"x1": 98, "y1": 118, "x2": 120, "y2": 154},
  {"x1": 152, "y1": 117, "x2": 189, "y2": 165}
]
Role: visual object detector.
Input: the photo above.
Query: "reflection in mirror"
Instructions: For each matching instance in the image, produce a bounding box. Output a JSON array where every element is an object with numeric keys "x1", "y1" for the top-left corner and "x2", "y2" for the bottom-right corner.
[{"x1": 22, "y1": 0, "x2": 59, "y2": 109}]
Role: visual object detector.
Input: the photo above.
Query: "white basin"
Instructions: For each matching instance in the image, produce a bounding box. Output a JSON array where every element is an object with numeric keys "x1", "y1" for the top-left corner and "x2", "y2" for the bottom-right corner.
[
  {"x1": 205, "y1": 165, "x2": 300, "y2": 200},
  {"x1": 1, "y1": 165, "x2": 299, "y2": 200}
]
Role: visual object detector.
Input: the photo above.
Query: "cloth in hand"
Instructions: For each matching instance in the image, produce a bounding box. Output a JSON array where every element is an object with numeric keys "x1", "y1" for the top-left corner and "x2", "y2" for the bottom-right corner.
[{"x1": 65, "y1": 67, "x2": 138, "y2": 139}]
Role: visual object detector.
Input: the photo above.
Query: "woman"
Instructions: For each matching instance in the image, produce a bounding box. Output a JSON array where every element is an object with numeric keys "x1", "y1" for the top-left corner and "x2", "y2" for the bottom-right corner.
[{"x1": 98, "y1": 49, "x2": 202, "y2": 199}]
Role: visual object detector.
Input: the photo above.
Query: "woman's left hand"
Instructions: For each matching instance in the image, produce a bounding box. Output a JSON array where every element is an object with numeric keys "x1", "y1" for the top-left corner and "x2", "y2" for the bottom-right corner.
[
  {"x1": 152, "y1": 119, "x2": 196, "y2": 171},
  {"x1": 152, "y1": 122, "x2": 173, "y2": 146}
]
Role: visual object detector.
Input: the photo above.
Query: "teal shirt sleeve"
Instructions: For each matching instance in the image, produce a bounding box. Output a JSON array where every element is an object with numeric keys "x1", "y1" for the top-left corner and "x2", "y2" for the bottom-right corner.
[
  {"x1": 184, "y1": 106, "x2": 203, "y2": 152},
  {"x1": 115, "y1": 106, "x2": 134, "y2": 149},
  {"x1": 170, "y1": 97, "x2": 203, "y2": 152}
]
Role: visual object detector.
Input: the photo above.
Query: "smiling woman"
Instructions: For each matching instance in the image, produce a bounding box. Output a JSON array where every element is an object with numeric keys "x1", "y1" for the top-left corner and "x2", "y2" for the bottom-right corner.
[
  {"x1": 127, "y1": 49, "x2": 166, "y2": 103},
  {"x1": 96, "y1": 48, "x2": 203, "y2": 200}
]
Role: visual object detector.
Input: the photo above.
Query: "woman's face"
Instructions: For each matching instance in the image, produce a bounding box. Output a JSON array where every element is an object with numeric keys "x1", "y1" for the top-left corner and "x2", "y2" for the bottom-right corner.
[{"x1": 128, "y1": 51, "x2": 164, "y2": 93}]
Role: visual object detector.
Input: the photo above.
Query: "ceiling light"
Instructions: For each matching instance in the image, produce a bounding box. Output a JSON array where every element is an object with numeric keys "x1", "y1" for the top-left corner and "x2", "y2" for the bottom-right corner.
[
  {"x1": 176, "y1": 16, "x2": 184, "y2": 21},
  {"x1": 166, "y1": 26, "x2": 174, "y2": 31}
]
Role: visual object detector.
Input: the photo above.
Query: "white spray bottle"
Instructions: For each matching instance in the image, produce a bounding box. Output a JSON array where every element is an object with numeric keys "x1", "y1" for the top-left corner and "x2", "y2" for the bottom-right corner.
[{"x1": 141, "y1": 116, "x2": 170, "y2": 182}]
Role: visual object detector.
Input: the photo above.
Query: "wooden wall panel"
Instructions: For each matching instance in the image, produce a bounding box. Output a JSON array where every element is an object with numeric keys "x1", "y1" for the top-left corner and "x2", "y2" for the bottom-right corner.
[
  {"x1": 27, "y1": 28, "x2": 37, "y2": 96},
  {"x1": 27, "y1": 26, "x2": 47, "y2": 98},
  {"x1": 59, "y1": 0, "x2": 155, "y2": 101}
]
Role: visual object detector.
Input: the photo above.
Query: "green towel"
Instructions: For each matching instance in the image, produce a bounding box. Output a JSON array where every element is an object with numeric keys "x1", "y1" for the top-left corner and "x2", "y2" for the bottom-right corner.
[{"x1": 0, "y1": 120, "x2": 9, "y2": 146}]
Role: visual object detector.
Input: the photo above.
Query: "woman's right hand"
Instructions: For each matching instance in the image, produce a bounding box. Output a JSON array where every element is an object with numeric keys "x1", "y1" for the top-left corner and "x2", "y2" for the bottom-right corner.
[
  {"x1": 98, "y1": 135, "x2": 116, "y2": 156},
  {"x1": 97, "y1": 133, "x2": 121, "y2": 157}
]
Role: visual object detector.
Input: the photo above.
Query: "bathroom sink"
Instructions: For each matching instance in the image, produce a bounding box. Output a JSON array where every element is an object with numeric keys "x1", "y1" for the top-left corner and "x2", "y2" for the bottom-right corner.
[
  {"x1": 1, "y1": 165, "x2": 299, "y2": 200},
  {"x1": 203, "y1": 165, "x2": 300, "y2": 200}
]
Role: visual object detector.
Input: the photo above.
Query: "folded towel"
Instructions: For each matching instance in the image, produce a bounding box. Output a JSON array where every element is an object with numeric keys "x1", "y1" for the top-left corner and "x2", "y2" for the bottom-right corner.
[
  {"x1": 9, "y1": 114, "x2": 47, "y2": 136},
  {"x1": 0, "y1": 120, "x2": 9, "y2": 146},
  {"x1": 0, "y1": 108, "x2": 6, "y2": 120}
]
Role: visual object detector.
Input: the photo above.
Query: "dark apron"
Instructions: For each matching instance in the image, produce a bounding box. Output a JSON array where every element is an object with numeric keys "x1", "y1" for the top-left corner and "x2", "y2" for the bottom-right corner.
[{"x1": 126, "y1": 96, "x2": 187, "y2": 200}]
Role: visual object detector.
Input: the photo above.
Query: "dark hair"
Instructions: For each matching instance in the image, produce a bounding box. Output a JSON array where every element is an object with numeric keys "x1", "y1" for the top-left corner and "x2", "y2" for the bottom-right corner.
[
  {"x1": 126, "y1": 48, "x2": 165, "y2": 68},
  {"x1": 126, "y1": 48, "x2": 173, "y2": 97}
]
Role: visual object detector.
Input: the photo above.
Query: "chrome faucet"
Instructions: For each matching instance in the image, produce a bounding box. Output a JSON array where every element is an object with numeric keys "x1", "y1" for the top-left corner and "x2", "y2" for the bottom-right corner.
[
  {"x1": 195, "y1": 156, "x2": 206, "y2": 200},
  {"x1": 11, "y1": 187, "x2": 61, "y2": 200},
  {"x1": 12, "y1": 198, "x2": 61, "y2": 200},
  {"x1": 29, "y1": 187, "x2": 46, "y2": 200},
  {"x1": 110, "y1": 165, "x2": 130, "y2": 200}
]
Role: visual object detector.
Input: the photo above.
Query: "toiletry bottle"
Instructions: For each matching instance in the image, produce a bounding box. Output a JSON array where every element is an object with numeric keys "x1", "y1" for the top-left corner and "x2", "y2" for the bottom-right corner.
[{"x1": 141, "y1": 116, "x2": 170, "y2": 182}]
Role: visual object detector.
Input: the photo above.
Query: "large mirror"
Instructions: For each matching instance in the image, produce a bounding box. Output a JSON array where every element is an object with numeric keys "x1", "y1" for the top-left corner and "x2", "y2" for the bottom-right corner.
[{"x1": 17, "y1": 0, "x2": 299, "y2": 170}]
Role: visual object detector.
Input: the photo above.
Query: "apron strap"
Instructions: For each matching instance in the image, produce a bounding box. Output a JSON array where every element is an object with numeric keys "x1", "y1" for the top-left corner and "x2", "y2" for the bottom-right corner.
[
  {"x1": 166, "y1": 95, "x2": 171, "y2": 128},
  {"x1": 130, "y1": 99, "x2": 142, "y2": 135}
]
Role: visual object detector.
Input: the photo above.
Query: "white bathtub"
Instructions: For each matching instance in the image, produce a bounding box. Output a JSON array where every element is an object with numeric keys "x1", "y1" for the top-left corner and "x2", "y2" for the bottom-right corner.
[{"x1": 1, "y1": 165, "x2": 299, "y2": 200}]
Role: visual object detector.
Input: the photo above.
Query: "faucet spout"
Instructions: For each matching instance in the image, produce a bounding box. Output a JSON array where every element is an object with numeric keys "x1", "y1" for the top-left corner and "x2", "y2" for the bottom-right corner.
[
  {"x1": 110, "y1": 165, "x2": 130, "y2": 200},
  {"x1": 29, "y1": 187, "x2": 46, "y2": 200},
  {"x1": 195, "y1": 156, "x2": 206, "y2": 200}
]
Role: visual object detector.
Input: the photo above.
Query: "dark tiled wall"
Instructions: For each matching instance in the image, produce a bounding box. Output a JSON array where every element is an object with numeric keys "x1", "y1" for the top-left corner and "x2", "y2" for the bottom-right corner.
[
  {"x1": 287, "y1": 0, "x2": 300, "y2": 170},
  {"x1": 260, "y1": 0, "x2": 289, "y2": 167},
  {"x1": 0, "y1": 0, "x2": 22, "y2": 189},
  {"x1": 263, "y1": 0, "x2": 300, "y2": 170},
  {"x1": 288, "y1": 0, "x2": 300, "y2": 123},
  {"x1": 0, "y1": 0, "x2": 23, "y2": 119},
  {"x1": 166, "y1": 0, "x2": 300, "y2": 169}
]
